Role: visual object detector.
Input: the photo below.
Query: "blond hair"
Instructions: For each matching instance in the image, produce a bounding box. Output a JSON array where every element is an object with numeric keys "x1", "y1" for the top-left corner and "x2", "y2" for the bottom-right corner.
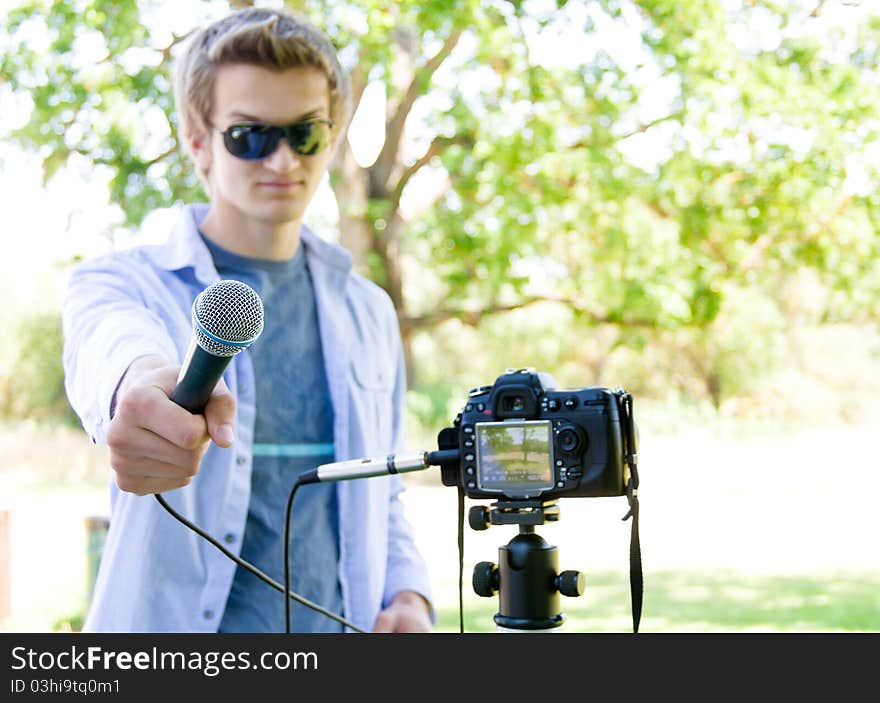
[{"x1": 173, "y1": 7, "x2": 351, "y2": 145}]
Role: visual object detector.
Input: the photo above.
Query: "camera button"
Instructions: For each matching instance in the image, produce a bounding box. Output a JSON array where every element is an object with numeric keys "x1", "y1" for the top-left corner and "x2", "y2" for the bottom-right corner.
[
  {"x1": 548, "y1": 399, "x2": 560, "y2": 410},
  {"x1": 467, "y1": 481, "x2": 476, "y2": 489},
  {"x1": 463, "y1": 425, "x2": 474, "y2": 435},
  {"x1": 564, "y1": 397, "x2": 577, "y2": 410},
  {"x1": 556, "y1": 481, "x2": 565, "y2": 488},
  {"x1": 466, "y1": 467, "x2": 474, "y2": 475},
  {"x1": 464, "y1": 439, "x2": 474, "y2": 448},
  {"x1": 465, "y1": 453, "x2": 474, "y2": 462},
  {"x1": 465, "y1": 403, "x2": 473, "y2": 411},
  {"x1": 476, "y1": 403, "x2": 486, "y2": 411}
]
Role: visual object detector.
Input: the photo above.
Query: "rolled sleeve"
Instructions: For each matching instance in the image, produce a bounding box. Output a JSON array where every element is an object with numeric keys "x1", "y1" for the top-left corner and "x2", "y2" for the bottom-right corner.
[{"x1": 62, "y1": 257, "x2": 179, "y2": 444}]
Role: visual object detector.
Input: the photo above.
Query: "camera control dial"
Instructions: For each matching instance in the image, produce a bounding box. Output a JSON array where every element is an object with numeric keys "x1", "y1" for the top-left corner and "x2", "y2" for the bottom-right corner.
[{"x1": 555, "y1": 423, "x2": 587, "y2": 456}]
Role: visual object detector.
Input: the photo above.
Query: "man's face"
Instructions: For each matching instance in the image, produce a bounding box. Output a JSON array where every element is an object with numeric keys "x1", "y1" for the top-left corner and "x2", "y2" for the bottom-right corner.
[{"x1": 194, "y1": 63, "x2": 335, "y2": 229}]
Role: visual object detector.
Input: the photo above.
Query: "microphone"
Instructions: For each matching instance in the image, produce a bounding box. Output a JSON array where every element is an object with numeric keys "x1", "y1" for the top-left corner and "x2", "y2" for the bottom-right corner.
[
  {"x1": 171, "y1": 279, "x2": 264, "y2": 414},
  {"x1": 298, "y1": 449, "x2": 460, "y2": 485}
]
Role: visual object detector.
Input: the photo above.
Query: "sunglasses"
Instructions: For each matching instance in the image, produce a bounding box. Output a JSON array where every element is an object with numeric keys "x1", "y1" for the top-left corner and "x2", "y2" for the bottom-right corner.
[{"x1": 216, "y1": 119, "x2": 334, "y2": 160}]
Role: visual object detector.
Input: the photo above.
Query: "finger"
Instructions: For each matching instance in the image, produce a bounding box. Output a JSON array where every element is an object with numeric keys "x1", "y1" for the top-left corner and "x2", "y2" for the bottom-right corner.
[
  {"x1": 111, "y1": 449, "x2": 204, "y2": 480},
  {"x1": 398, "y1": 617, "x2": 432, "y2": 633},
  {"x1": 203, "y1": 378, "x2": 237, "y2": 447},
  {"x1": 143, "y1": 365, "x2": 186, "y2": 397},
  {"x1": 372, "y1": 612, "x2": 395, "y2": 633},
  {"x1": 111, "y1": 425, "x2": 208, "y2": 469},
  {"x1": 116, "y1": 384, "x2": 209, "y2": 450}
]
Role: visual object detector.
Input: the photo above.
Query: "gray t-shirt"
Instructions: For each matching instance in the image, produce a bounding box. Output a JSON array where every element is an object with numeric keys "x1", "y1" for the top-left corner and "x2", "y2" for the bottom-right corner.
[{"x1": 202, "y1": 233, "x2": 344, "y2": 633}]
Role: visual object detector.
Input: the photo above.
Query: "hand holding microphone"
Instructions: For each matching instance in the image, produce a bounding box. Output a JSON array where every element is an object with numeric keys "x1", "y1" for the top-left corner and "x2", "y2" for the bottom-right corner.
[{"x1": 106, "y1": 280, "x2": 264, "y2": 496}]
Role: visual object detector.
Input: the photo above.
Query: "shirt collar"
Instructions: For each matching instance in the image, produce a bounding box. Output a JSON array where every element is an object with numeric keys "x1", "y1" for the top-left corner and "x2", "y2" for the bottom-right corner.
[{"x1": 141, "y1": 203, "x2": 218, "y2": 286}]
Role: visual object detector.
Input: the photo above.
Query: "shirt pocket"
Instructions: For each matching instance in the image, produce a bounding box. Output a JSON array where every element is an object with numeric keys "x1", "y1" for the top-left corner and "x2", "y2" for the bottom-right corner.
[
  {"x1": 350, "y1": 356, "x2": 394, "y2": 392},
  {"x1": 349, "y1": 353, "x2": 396, "y2": 451}
]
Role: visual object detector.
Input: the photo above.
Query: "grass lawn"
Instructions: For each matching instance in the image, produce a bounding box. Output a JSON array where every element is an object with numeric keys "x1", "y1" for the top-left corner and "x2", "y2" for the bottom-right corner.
[
  {"x1": 434, "y1": 569, "x2": 880, "y2": 633},
  {"x1": 2, "y1": 414, "x2": 879, "y2": 633}
]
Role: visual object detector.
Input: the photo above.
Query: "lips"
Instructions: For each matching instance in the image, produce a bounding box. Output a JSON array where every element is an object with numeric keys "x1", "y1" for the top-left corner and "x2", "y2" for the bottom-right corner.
[{"x1": 259, "y1": 180, "x2": 304, "y2": 189}]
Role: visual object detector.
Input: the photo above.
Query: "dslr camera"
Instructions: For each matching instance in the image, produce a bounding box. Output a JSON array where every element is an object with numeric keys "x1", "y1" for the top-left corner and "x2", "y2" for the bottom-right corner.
[{"x1": 438, "y1": 368, "x2": 636, "y2": 501}]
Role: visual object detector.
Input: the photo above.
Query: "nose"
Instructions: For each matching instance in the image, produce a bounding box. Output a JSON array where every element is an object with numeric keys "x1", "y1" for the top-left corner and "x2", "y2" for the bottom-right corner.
[{"x1": 263, "y1": 138, "x2": 301, "y2": 172}]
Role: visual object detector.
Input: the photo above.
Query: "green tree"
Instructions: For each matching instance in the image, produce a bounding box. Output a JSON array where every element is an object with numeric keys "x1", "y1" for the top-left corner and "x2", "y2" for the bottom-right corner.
[
  {"x1": 0, "y1": 313, "x2": 79, "y2": 425},
  {"x1": 2, "y1": 0, "x2": 879, "y2": 417}
]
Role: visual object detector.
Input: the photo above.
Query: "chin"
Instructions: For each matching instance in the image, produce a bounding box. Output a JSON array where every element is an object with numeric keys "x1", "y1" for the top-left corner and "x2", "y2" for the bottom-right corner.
[
  {"x1": 259, "y1": 205, "x2": 306, "y2": 226},
  {"x1": 250, "y1": 193, "x2": 299, "y2": 213}
]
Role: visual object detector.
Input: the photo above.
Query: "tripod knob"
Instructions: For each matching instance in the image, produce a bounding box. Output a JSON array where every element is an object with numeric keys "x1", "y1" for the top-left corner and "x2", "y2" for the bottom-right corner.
[
  {"x1": 468, "y1": 505, "x2": 490, "y2": 531},
  {"x1": 556, "y1": 570, "x2": 585, "y2": 598},
  {"x1": 472, "y1": 561, "x2": 499, "y2": 597}
]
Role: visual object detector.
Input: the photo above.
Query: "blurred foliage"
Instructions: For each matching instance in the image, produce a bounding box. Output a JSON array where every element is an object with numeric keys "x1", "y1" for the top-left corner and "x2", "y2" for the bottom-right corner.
[
  {"x1": 2, "y1": 0, "x2": 880, "y2": 426},
  {"x1": 0, "y1": 313, "x2": 79, "y2": 426}
]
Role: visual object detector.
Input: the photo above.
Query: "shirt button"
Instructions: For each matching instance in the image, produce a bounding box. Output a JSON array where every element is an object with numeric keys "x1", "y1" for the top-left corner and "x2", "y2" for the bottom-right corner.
[
  {"x1": 203, "y1": 610, "x2": 214, "y2": 620},
  {"x1": 223, "y1": 533, "x2": 236, "y2": 544},
  {"x1": 236, "y1": 456, "x2": 247, "y2": 466}
]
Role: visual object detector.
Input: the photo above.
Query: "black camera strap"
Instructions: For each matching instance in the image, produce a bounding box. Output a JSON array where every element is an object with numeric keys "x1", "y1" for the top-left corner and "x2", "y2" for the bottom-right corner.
[
  {"x1": 457, "y1": 486, "x2": 466, "y2": 633},
  {"x1": 617, "y1": 389, "x2": 642, "y2": 633}
]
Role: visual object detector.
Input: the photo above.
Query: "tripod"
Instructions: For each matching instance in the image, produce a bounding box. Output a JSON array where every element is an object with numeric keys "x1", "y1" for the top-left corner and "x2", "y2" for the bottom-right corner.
[{"x1": 469, "y1": 499, "x2": 584, "y2": 632}]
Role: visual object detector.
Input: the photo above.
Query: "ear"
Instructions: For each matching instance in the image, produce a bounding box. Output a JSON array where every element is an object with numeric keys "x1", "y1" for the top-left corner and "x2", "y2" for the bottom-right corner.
[{"x1": 185, "y1": 121, "x2": 214, "y2": 175}]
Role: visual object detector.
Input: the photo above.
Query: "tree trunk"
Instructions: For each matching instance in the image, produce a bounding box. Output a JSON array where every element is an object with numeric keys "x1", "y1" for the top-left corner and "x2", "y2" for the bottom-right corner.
[
  {"x1": 331, "y1": 146, "x2": 372, "y2": 273},
  {"x1": 376, "y1": 212, "x2": 414, "y2": 385},
  {"x1": 331, "y1": 149, "x2": 415, "y2": 385}
]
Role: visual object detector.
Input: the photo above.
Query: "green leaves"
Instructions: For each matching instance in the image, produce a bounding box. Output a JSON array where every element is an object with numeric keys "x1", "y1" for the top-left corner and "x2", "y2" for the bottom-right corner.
[
  {"x1": 3, "y1": 0, "x2": 879, "y2": 414},
  {"x1": 2, "y1": 0, "x2": 196, "y2": 230}
]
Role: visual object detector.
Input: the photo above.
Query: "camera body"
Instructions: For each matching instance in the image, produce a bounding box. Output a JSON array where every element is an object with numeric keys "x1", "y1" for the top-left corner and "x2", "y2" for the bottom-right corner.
[{"x1": 439, "y1": 368, "x2": 632, "y2": 501}]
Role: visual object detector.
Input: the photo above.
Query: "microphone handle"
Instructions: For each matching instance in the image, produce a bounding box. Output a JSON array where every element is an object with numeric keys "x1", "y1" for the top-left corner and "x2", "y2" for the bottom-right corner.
[{"x1": 170, "y1": 340, "x2": 233, "y2": 414}]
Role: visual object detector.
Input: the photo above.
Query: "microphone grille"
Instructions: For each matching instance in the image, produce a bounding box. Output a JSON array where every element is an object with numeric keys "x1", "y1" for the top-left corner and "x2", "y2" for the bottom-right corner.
[{"x1": 192, "y1": 279, "x2": 265, "y2": 357}]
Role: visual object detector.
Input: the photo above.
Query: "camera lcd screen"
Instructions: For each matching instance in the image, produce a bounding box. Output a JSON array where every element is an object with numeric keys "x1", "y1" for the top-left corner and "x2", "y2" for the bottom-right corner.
[{"x1": 475, "y1": 420, "x2": 554, "y2": 495}]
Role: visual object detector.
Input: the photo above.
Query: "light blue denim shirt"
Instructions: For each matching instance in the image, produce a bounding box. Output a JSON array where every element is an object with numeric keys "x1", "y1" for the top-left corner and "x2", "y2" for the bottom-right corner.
[{"x1": 62, "y1": 203, "x2": 433, "y2": 633}]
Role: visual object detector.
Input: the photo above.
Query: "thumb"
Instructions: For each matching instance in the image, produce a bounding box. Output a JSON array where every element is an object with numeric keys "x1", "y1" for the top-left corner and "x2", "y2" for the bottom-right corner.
[
  {"x1": 372, "y1": 611, "x2": 395, "y2": 633},
  {"x1": 204, "y1": 378, "x2": 237, "y2": 447}
]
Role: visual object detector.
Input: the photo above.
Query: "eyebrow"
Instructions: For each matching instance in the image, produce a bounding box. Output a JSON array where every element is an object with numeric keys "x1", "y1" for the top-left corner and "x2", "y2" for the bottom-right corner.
[{"x1": 226, "y1": 108, "x2": 328, "y2": 123}]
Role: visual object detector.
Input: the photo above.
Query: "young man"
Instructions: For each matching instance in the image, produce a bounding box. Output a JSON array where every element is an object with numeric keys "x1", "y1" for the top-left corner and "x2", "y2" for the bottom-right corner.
[{"x1": 62, "y1": 7, "x2": 434, "y2": 633}]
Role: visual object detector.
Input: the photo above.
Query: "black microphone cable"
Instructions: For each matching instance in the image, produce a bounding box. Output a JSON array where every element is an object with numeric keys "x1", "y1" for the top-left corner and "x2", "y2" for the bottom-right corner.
[
  {"x1": 152, "y1": 278, "x2": 364, "y2": 633},
  {"x1": 284, "y1": 449, "x2": 460, "y2": 634},
  {"x1": 154, "y1": 280, "x2": 459, "y2": 633},
  {"x1": 153, "y1": 493, "x2": 365, "y2": 633},
  {"x1": 283, "y1": 476, "x2": 304, "y2": 635}
]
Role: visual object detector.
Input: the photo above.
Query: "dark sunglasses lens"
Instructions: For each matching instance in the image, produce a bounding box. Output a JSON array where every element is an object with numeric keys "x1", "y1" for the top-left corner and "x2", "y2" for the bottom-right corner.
[
  {"x1": 223, "y1": 125, "x2": 283, "y2": 160},
  {"x1": 286, "y1": 121, "x2": 331, "y2": 156}
]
